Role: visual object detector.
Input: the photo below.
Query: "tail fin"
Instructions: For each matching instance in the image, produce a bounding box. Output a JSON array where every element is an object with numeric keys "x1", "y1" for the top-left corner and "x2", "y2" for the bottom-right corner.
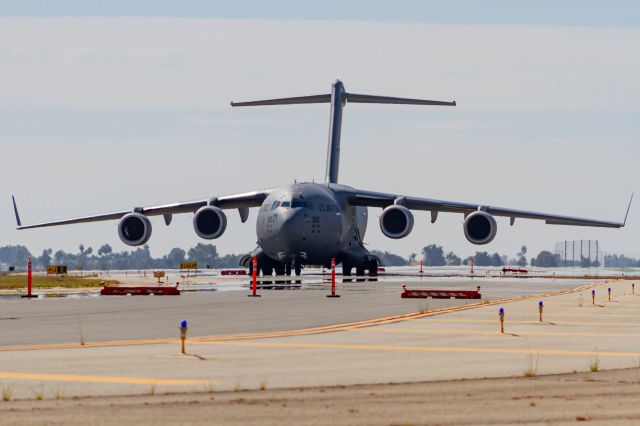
[{"x1": 231, "y1": 80, "x2": 456, "y2": 184}]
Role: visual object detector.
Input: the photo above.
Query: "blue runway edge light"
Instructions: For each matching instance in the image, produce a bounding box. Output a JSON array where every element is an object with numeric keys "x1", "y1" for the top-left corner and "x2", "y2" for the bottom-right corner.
[
  {"x1": 539, "y1": 301, "x2": 543, "y2": 307},
  {"x1": 181, "y1": 320, "x2": 187, "y2": 328},
  {"x1": 499, "y1": 308, "x2": 504, "y2": 315}
]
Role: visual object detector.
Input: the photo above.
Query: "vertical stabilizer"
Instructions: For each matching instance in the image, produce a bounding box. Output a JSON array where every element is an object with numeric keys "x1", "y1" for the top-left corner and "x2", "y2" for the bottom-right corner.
[
  {"x1": 230, "y1": 81, "x2": 456, "y2": 184},
  {"x1": 325, "y1": 80, "x2": 346, "y2": 184}
]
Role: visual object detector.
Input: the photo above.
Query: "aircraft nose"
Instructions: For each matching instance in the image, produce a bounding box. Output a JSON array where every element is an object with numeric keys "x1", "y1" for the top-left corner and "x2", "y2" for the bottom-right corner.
[
  {"x1": 276, "y1": 209, "x2": 308, "y2": 252},
  {"x1": 280, "y1": 209, "x2": 305, "y2": 233}
]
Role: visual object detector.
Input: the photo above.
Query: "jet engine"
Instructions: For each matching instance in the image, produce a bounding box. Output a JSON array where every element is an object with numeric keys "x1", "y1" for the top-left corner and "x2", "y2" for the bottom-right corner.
[
  {"x1": 379, "y1": 205, "x2": 414, "y2": 239},
  {"x1": 193, "y1": 206, "x2": 227, "y2": 239},
  {"x1": 463, "y1": 211, "x2": 497, "y2": 245},
  {"x1": 118, "y1": 212, "x2": 152, "y2": 246}
]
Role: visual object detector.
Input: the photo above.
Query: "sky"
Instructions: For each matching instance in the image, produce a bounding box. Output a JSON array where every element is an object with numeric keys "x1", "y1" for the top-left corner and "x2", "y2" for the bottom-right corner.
[{"x1": 0, "y1": 2, "x2": 638, "y2": 262}]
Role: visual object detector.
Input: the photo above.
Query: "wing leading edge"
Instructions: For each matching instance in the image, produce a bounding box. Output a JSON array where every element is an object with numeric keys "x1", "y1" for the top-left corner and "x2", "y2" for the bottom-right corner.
[
  {"x1": 347, "y1": 188, "x2": 632, "y2": 228},
  {"x1": 12, "y1": 190, "x2": 269, "y2": 230}
]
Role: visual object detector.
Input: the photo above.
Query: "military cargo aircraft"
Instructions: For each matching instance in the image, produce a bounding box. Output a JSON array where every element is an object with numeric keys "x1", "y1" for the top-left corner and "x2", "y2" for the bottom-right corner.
[{"x1": 12, "y1": 81, "x2": 632, "y2": 276}]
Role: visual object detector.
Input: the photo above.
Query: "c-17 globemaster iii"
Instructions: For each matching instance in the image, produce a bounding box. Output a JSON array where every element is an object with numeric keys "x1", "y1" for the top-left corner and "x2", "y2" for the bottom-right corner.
[{"x1": 12, "y1": 80, "x2": 632, "y2": 276}]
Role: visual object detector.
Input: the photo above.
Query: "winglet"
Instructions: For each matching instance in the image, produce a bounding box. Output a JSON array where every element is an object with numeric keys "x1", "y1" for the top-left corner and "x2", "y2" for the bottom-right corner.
[
  {"x1": 623, "y1": 193, "x2": 634, "y2": 226},
  {"x1": 11, "y1": 195, "x2": 22, "y2": 228}
]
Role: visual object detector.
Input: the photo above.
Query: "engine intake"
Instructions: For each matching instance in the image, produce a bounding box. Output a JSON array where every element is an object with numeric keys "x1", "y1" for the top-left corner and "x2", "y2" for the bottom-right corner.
[
  {"x1": 118, "y1": 212, "x2": 152, "y2": 246},
  {"x1": 463, "y1": 211, "x2": 497, "y2": 245},
  {"x1": 193, "y1": 206, "x2": 227, "y2": 239},
  {"x1": 379, "y1": 205, "x2": 414, "y2": 239}
]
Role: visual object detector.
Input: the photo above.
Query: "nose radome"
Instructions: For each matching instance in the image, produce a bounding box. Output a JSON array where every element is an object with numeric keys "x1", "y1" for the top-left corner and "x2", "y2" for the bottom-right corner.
[{"x1": 280, "y1": 209, "x2": 305, "y2": 232}]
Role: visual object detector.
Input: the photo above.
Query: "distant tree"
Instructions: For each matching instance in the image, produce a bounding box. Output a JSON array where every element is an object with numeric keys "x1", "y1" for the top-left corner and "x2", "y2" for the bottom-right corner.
[
  {"x1": 471, "y1": 251, "x2": 504, "y2": 267},
  {"x1": 532, "y1": 250, "x2": 559, "y2": 268},
  {"x1": 78, "y1": 244, "x2": 85, "y2": 255},
  {"x1": 370, "y1": 250, "x2": 408, "y2": 267},
  {"x1": 216, "y1": 253, "x2": 246, "y2": 268},
  {"x1": 516, "y1": 245, "x2": 528, "y2": 267},
  {"x1": 84, "y1": 247, "x2": 93, "y2": 257},
  {"x1": 53, "y1": 250, "x2": 66, "y2": 265},
  {"x1": 0, "y1": 245, "x2": 32, "y2": 269},
  {"x1": 39, "y1": 248, "x2": 53, "y2": 268},
  {"x1": 98, "y1": 244, "x2": 113, "y2": 257},
  {"x1": 473, "y1": 251, "x2": 492, "y2": 266},
  {"x1": 131, "y1": 245, "x2": 152, "y2": 266},
  {"x1": 187, "y1": 243, "x2": 219, "y2": 266},
  {"x1": 604, "y1": 254, "x2": 640, "y2": 268},
  {"x1": 408, "y1": 253, "x2": 417, "y2": 265},
  {"x1": 445, "y1": 251, "x2": 461, "y2": 266},
  {"x1": 422, "y1": 245, "x2": 446, "y2": 266},
  {"x1": 167, "y1": 248, "x2": 187, "y2": 267}
]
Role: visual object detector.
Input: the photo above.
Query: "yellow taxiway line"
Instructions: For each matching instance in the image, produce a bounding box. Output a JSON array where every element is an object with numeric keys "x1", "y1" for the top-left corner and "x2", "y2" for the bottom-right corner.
[
  {"x1": 0, "y1": 372, "x2": 210, "y2": 386},
  {"x1": 0, "y1": 281, "x2": 607, "y2": 352},
  {"x1": 357, "y1": 327, "x2": 640, "y2": 338},
  {"x1": 419, "y1": 318, "x2": 640, "y2": 328},
  {"x1": 192, "y1": 340, "x2": 640, "y2": 358}
]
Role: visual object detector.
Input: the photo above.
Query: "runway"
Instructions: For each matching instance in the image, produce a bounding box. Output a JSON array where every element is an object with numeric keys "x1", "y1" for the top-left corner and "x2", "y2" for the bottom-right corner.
[
  {"x1": 0, "y1": 274, "x2": 596, "y2": 346},
  {"x1": 1, "y1": 273, "x2": 638, "y2": 409}
]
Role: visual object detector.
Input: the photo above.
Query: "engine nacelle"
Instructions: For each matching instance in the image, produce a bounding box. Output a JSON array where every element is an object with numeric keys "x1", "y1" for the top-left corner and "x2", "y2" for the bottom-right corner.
[
  {"x1": 379, "y1": 205, "x2": 414, "y2": 239},
  {"x1": 193, "y1": 206, "x2": 227, "y2": 239},
  {"x1": 463, "y1": 211, "x2": 497, "y2": 245},
  {"x1": 118, "y1": 212, "x2": 152, "y2": 246}
]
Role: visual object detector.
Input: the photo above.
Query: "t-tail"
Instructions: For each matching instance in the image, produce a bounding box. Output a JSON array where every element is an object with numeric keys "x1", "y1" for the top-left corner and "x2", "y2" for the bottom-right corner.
[{"x1": 231, "y1": 80, "x2": 456, "y2": 184}]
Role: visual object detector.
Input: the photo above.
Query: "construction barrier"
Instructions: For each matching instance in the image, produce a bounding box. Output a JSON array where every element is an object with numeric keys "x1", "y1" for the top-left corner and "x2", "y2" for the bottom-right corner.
[
  {"x1": 502, "y1": 267, "x2": 528, "y2": 274},
  {"x1": 221, "y1": 270, "x2": 248, "y2": 276},
  {"x1": 100, "y1": 285, "x2": 180, "y2": 296},
  {"x1": 401, "y1": 285, "x2": 481, "y2": 299}
]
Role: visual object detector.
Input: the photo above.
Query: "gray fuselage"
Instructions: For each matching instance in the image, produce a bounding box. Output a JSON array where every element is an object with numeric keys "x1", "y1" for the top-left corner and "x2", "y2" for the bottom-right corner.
[{"x1": 256, "y1": 183, "x2": 368, "y2": 267}]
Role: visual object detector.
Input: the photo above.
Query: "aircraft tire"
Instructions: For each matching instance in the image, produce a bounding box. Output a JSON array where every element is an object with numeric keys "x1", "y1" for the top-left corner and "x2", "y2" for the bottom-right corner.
[{"x1": 368, "y1": 259, "x2": 378, "y2": 276}]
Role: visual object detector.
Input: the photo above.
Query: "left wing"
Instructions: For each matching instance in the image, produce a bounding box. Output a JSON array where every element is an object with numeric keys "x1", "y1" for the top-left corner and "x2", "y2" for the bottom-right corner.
[
  {"x1": 12, "y1": 190, "x2": 269, "y2": 230},
  {"x1": 347, "y1": 188, "x2": 632, "y2": 228}
]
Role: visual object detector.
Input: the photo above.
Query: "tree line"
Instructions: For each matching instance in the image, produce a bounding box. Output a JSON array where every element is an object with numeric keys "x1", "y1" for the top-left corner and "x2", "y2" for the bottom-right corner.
[
  {"x1": 0, "y1": 244, "x2": 629, "y2": 272},
  {"x1": 0, "y1": 244, "x2": 243, "y2": 271}
]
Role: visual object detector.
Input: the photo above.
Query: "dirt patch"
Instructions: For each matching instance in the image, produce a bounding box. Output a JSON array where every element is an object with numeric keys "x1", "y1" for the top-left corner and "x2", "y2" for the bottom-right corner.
[{"x1": 2, "y1": 368, "x2": 640, "y2": 425}]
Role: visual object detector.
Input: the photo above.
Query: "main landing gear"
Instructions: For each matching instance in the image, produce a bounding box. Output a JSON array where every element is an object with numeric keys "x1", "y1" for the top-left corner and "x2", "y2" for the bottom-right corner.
[{"x1": 342, "y1": 258, "x2": 378, "y2": 277}]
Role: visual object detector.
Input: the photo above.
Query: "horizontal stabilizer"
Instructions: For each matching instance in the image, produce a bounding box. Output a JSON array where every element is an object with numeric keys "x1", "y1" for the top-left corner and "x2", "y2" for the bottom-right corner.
[
  {"x1": 346, "y1": 93, "x2": 456, "y2": 106},
  {"x1": 231, "y1": 94, "x2": 331, "y2": 107},
  {"x1": 231, "y1": 92, "x2": 456, "y2": 108}
]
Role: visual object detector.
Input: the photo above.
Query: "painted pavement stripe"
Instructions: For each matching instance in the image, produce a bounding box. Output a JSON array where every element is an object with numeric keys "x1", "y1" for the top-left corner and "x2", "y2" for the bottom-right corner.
[
  {"x1": 357, "y1": 327, "x2": 640, "y2": 338},
  {"x1": 192, "y1": 340, "x2": 640, "y2": 358},
  {"x1": 0, "y1": 372, "x2": 210, "y2": 385},
  {"x1": 0, "y1": 281, "x2": 606, "y2": 352},
  {"x1": 418, "y1": 318, "x2": 640, "y2": 327}
]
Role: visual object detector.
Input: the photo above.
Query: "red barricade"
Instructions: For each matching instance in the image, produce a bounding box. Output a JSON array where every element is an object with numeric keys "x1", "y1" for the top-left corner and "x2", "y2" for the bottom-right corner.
[
  {"x1": 401, "y1": 286, "x2": 481, "y2": 299},
  {"x1": 221, "y1": 270, "x2": 248, "y2": 276},
  {"x1": 502, "y1": 267, "x2": 528, "y2": 274},
  {"x1": 100, "y1": 285, "x2": 180, "y2": 296}
]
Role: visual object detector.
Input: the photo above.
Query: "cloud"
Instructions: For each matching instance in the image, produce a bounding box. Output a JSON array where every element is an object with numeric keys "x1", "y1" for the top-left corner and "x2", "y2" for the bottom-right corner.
[{"x1": 0, "y1": 18, "x2": 638, "y2": 110}]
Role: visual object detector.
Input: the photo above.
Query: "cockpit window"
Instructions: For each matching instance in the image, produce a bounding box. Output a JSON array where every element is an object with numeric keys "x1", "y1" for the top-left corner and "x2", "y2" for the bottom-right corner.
[
  {"x1": 291, "y1": 199, "x2": 307, "y2": 208},
  {"x1": 280, "y1": 201, "x2": 291, "y2": 208},
  {"x1": 270, "y1": 201, "x2": 281, "y2": 211}
]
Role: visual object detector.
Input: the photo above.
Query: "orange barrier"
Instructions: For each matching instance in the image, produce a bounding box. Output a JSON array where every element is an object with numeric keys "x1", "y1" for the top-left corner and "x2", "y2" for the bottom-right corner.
[
  {"x1": 100, "y1": 285, "x2": 180, "y2": 296},
  {"x1": 221, "y1": 270, "x2": 247, "y2": 276},
  {"x1": 401, "y1": 285, "x2": 481, "y2": 299}
]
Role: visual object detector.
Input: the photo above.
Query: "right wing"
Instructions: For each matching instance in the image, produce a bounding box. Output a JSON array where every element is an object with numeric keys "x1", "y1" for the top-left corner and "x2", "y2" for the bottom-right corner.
[
  {"x1": 12, "y1": 190, "x2": 269, "y2": 230},
  {"x1": 348, "y1": 188, "x2": 632, "y2": 228}
]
